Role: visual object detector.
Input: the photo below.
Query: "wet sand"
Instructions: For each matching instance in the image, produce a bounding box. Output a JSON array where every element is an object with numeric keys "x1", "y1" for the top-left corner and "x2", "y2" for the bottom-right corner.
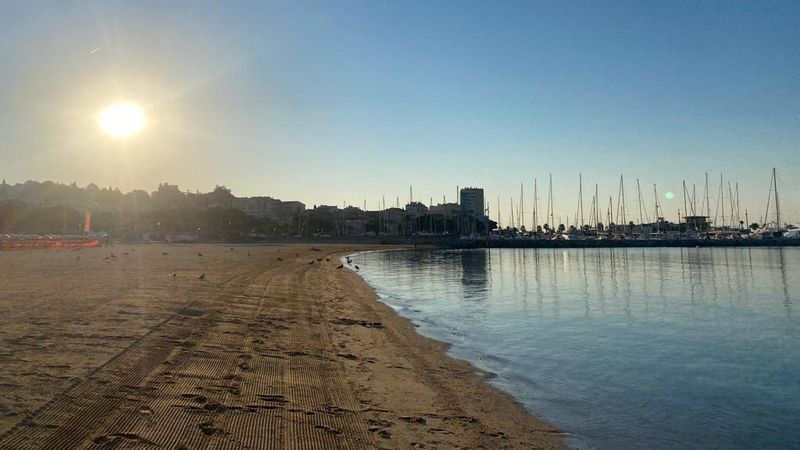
[{"x1": 0, "y1": 244, "x2": 564, "y2": 449}]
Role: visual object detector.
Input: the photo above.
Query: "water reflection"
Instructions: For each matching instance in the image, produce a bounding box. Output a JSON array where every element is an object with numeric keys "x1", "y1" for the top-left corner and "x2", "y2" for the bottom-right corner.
[
  {"x1": 367, "y1": 246, "x2": 797, "y2": 325},
  {"x1": 459, "y1": 247, "x2": 488, "y2": 293},
  {"x1": 352, "y1": 247, "x2": 800, "y2": 450}
]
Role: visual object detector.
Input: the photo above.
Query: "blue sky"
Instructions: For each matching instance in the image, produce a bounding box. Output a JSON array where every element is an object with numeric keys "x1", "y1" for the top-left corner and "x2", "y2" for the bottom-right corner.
[{"x1": 1, "y1": 0, "x2": 799, "y2": 225}]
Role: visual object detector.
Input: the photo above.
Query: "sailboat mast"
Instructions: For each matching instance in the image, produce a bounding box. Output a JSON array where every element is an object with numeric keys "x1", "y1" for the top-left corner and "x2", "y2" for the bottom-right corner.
[
  {"x1": 763, "y1": 172, "x2": 773, "y2": 226},
  {"x1": 653, "y1": 184, "x2": 660, "y2": 234},
  {"x1": 621, "y1": 175, "x2": 626, "y2": 226},
  {"x1": 682, "y1": 181, "x2": 688, "y2": 228},
  {"x1": 579, "y1": 173, "x2": 584, "y2": 229},
  {"x1": 595, "y1": 184, "x2": 599, "y2": 229},
  {"x1": 533, "y1": 179, "x2": 538, "y2": 231},
  {"x1": 774, "y1": 168, "x2": 781, "y2": 228},
  {"x1": 497, "y1": 197, "x2": 501, "y2": 229},
  {"x1": 720, "y1": 174, "x2": 725, "y2": 229},
  {"x1": 735, "y1": 182, "x2": 741, "y2": 228},
  {"x1": 510, "y1": 197, "x2": 515, "y2": 229},
  {"x1": 520, "y1": 182, "x2": 525, "y2": 230},
  {"x1": 637, "y1": 179, "x2": 644, "y2": 226},
  {"x1": 616, "y1": 175, "x2": 624, "y2": 226},
  {"x1": 727, "y1": 182, "x2": 735, "y2": 228},
  {"x1": 548, "y1": 174, "x2": 554, "y2": 227}
]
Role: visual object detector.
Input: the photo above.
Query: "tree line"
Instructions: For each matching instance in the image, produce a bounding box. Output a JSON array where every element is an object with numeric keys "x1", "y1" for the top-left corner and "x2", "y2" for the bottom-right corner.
[{"x1": 0, "y1": 180, "x2": 288, "y2": 240}]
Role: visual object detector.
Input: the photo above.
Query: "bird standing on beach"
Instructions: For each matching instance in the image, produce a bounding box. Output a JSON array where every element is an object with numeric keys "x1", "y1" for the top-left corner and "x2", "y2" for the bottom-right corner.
[
  {"x1": 172, "y1": 273, "x2": 177, "y2": 279},
  {"x1": 354, "y1": 265, "x2": 360, "y2": 271},
  {"x1": 308, "y1": 260, "x2": 315, "y2": 265},
  {"x1": 336, "y1": 264, "x2": 344, "y2": 269},
  {"x1": 198, "y1": 273, "x2": 205, "y2": 280},
  {"x1": 198, "y1": 252, "x2": 203, "y2": 257}
]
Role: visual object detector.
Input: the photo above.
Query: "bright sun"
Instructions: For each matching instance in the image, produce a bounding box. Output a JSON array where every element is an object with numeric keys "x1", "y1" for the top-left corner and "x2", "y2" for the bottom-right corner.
[{"x1": 97, "y1": 102, "x2": 144, "y2": 138}]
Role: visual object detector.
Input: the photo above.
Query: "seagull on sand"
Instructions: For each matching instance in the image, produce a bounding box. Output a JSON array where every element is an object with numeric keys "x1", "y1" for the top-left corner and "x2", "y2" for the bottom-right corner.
[
  {"x1": 336, "y1": 264, "x2": 344, "y2": 269},
  {"x1": 198, "y1": 273, "x2": 206, "y2": 280},
  {"x1": 198, "y1": 252, "x2": 203, "y2": 257},
  {"x1": 172, "y1": 273, "x2": 177, "y2": 279}
]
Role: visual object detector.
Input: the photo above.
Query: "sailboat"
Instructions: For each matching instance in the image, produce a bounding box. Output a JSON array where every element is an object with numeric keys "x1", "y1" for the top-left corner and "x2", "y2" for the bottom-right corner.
[{"x1": 752, "y1": 168, "x2": 785, "y2": 239}]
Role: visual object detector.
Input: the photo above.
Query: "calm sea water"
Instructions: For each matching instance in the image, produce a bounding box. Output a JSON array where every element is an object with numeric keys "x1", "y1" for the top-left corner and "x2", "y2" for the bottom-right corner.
[{"x1": 349, "y1": 247, "x2": 800, "y2": 450}]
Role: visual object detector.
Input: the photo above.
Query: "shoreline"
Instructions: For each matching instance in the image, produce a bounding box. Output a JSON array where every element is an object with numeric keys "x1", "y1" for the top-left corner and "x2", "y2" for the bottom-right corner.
[
  {"x1": 333, "y1": 248, "x2": 568, "y2": 448},
  {"x1": 0, "y1": 243, "x2": 565, "y2": 449}
]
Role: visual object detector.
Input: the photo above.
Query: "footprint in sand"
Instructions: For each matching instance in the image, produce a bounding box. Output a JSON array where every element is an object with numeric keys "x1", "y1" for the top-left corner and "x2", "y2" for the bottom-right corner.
[{"x1": 198, "y1": 421, "x2": 221, "y2": 436}]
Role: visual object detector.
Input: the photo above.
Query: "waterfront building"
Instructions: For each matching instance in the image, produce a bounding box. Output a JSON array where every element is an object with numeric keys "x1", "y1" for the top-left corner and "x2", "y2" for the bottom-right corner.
[
  {"x1": 684, "y1": 215, "x2": 710, "y2": 231},
  {"x1": 460, "y1": 188, "x2": 485, "y2": 217}
]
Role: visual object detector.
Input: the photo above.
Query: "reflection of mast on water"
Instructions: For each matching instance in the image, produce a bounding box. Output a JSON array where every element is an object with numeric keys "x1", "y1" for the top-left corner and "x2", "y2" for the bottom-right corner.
[
  {"x1": 640, "y1": 249, "x2": 651, "y2": 321},
  {"x1": 595, "y1": 249, "x2": 606, "y2": 316},
  {"x1": 778, "y1": 247, "x2": 791, "y2": 318},
  {"x1": 581, "y1": 248, "x2": 590, "y2": 317}
]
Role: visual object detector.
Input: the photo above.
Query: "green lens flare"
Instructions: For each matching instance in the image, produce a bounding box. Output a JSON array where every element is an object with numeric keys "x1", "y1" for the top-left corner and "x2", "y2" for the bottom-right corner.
[{"x1": 665, "y1": 191, "x2": 675, "y2": 200}]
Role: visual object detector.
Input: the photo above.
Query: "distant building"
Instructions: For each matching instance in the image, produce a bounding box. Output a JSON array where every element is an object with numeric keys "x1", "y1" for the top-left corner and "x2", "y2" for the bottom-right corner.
[
  {"x1": 460, "y1": 188, "x2": 485, "y2": 217},
  {"x1": 684, "y1": 216, "x2": 710, "y2": 231},
  {"x1": 345, "y1": 219, "x2": 367, "y2": 236},
  {"x1": 278, "y1": 201, "x2": 305, "y2": 222},
  {"x1": 430, "y1": 203, "x2": 460, "y2": 216},
  {"x1": 232, "y1": 196, "x2": 281, "y2": 218},
  {"x1": 405, "y1": 202, "x2": 429, "y2": 217},
  {"x1": 232, "y1": 196, "x2": 305, "y2": 224},
  {"x1": 382, "y1": 207, "x2": 406, "y2": 235}
]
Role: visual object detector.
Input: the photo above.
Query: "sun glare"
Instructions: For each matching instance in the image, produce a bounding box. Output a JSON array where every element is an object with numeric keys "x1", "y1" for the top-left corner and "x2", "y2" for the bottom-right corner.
[{"x1": 97, "y1": 102, "x2": 144, "y2": 138}]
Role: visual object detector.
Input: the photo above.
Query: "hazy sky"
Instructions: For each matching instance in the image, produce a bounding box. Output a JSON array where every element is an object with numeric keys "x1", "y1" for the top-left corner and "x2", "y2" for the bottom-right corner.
[{"x1": 2, "y1": 0, "x2": 799, "y2": 226}]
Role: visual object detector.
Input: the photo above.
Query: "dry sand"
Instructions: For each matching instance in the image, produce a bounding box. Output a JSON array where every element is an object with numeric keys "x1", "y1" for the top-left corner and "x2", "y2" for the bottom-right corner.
[{"x1": 0, "y1": 244, "x2": 564, "y2": 449}]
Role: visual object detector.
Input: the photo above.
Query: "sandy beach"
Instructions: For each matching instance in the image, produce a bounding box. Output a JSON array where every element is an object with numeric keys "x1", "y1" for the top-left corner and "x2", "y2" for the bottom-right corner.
[{"x1": 0, "y1": 244, "x2": 564, "y2": 449}]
